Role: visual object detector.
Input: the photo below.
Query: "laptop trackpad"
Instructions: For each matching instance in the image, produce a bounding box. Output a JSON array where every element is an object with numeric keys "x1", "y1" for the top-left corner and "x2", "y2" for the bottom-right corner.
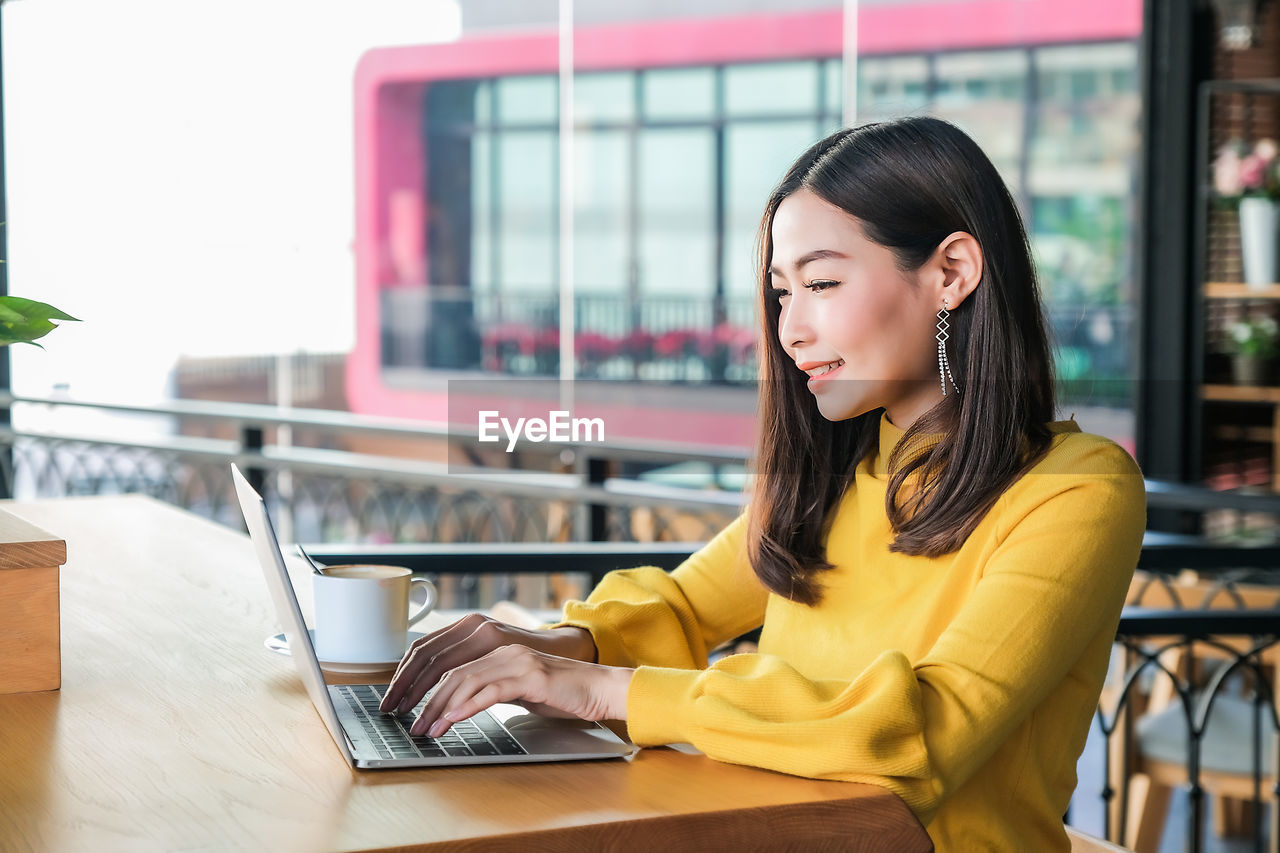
[{"x1": 488, "y1": 703, "x2": 631, "y2": 755}]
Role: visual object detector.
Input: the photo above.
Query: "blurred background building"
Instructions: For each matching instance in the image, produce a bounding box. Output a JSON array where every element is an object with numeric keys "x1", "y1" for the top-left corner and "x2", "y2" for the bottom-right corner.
[
  {"x1": 348, "y1": 0, "x2": 1141, "y2": 451},
  {"x1": 2, "y1": 0, "x2": 1145, "y2": 457}
]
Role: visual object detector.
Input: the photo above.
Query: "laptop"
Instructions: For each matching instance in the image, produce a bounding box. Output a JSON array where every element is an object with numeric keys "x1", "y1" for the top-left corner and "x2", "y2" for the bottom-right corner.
[{"x1": 231, "y1": 464, "x2": 634, "y2": 769}]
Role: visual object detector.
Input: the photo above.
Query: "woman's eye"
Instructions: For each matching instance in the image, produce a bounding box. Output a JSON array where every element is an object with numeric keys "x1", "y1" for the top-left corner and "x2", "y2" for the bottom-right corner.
[
  {"x1": 770, "y1": 287, "x2": 790, "y2": 301},
  {"x1": 805, "y1": 279, "x2": 839, "y2": 292}
]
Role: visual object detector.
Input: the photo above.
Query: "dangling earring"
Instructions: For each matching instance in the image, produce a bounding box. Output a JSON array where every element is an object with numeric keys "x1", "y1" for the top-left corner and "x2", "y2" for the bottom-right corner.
[{"x1": 937, "y1": 300, "x2": 960, "y2": 397}]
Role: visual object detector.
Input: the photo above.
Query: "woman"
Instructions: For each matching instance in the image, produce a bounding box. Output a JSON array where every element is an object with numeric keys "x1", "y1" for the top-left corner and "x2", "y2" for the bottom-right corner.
[{"x1": 380, "y1": 116, "x2": 1145, "y2": 850}]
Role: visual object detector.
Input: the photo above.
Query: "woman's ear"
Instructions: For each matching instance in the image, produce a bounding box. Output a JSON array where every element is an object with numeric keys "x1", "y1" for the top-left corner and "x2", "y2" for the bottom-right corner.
[{"x1": 932, "y1": 231, "x2": 983, "y2": 310}]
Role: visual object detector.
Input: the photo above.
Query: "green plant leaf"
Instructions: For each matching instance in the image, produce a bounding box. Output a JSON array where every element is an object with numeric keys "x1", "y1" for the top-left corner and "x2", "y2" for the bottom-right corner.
[
  {"x1": 0, "y1": 296, "x2": 79, "y2": 322},
  {"x1": 0, "y1": 302, "x2": 26, "y2": 325},
  {"x1": 0, "y1": 296, "x2": 80, "y2": 346},
  {"x1": 0, "y1": 319, "x2": 56, "y2": 347}
]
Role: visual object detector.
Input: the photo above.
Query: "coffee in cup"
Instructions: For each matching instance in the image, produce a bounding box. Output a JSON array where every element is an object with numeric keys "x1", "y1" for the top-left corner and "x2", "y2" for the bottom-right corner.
[{"x1": 312, "y1": 565, "x2": 437, "y2": 663}]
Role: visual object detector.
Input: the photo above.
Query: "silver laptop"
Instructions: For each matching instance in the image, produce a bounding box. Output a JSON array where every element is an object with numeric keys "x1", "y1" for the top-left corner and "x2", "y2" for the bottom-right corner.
[{"x1": 232, "y1": 464, "x2": 634, "y2": 769}]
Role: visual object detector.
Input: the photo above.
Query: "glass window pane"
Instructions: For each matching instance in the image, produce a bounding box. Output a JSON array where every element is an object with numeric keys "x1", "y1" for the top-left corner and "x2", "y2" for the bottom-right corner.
[
  {"x1": 858, "y1": 56, "x2": 929, "y2": 121},
  {"x1": 1031, "y1": 44, "x2": 1140, "y2": 176},
  {"x1": 1071, "y1": 69, "x2": 1099, "y2": 99},
  {"x1": 575, "y1": 72, "x2": 634, "y2": 125},
  {"x1": 1110, "y1": 67, "x2": 1136, "y2": 94},
  {"x1": 495, "y1": 75, "x2": 556, "y2": 125},
  {"x1": 637, "y1": 129, "x2": 715, "y2": 303},
  {"x1": 474, "y1": 80, "x2": 492, "y2": 126},
  {"x1": 723, "y1": 122, "x2": 823, "y2": 303},
  {"x1": 573, "y1": 129, "x2": 628, "y2": 296},
  {"x1": 724, "y1": 62, "x2": 819, "y2": 117},
  {"x1": 496, "y1": 131, "x2": 556, "y2": 291},
  {"x1": 931, "y1": 50, "x2": 1029, "y2": 192},
  {"x1": 471, "y1": 132, "x2": 493, "y2": 292},
  {"x1": 824, "y1": 59, "x2": 843, "y2": 117},
  {"x1": 643, "y1": 67, "x2": 715, "y2": 121},
  {"x1": 1026, "y1": 42, "x2": 1140, "y2": 418}
]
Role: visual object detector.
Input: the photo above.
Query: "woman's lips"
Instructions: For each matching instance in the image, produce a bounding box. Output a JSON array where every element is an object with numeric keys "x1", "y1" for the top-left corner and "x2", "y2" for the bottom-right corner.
[{"x1": 805, "y1": 359, "x2": 845, "y2": 390}]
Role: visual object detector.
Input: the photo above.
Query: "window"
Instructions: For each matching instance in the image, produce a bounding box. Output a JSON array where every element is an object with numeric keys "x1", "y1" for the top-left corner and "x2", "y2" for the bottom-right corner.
[{"x1": 394, "y1": 61, "x2": 845, "y2": 383}]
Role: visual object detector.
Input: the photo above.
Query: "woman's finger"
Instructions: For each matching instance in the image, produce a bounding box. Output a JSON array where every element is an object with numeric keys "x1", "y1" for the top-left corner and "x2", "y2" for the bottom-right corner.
[
  {"x1": 386, "y1": 611, "x2": 482, "y2": 689},
  {"x1": 424, "y1": 681, "x2": 514, "y2": 738},
  {"x1": 411, "y1": 647, "x2": 537, "y2": 735},
  {"x1": 382, "y1": 618, "x2": 597, "y2": 714},
  {"x1": 410, "y1": 645, "x2": 627, "y2": 737},
  {"x1": 388, "y1": 620, "x2": 502, "y2": 714},
  {"x1": 381, "y1": 617, "x2": 468, "y2": 711},
  {"x1": 408, "y1": 652, "x2": 512, "y2": 735},
  {"x1": 381, "y1": 612, "x2": 491, "y2": 711}
]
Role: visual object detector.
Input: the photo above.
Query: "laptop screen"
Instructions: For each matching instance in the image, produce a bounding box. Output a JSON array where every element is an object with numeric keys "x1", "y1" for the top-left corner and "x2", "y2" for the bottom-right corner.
[{"x1": 232, "y1": 463, "x2": 355, "y2": 763}]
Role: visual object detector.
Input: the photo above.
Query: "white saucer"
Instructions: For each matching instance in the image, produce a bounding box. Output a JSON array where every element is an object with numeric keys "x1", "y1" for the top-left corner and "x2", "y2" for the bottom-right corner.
[{"x1": 264, "y1": 629, "x2": 426, "y2": 674}]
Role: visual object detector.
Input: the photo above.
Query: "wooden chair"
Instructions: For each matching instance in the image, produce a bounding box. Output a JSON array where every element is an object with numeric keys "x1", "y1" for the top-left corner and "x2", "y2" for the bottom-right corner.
[
  {"x1": 1068, "y1": 826, "x2": 1133, "y2": 852},
  {"x1": 1109, "y1": 571, "x2": 1280, "y2": 852}
]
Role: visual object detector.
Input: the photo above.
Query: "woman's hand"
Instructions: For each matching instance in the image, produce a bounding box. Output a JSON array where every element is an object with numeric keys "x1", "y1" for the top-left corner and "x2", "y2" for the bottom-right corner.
[
  {"x1": 407, "y1": 645, "x2": 634, "y2": 737},
  {"x1": 378, "y1": 612, "x2": 598, "y2": 715}
]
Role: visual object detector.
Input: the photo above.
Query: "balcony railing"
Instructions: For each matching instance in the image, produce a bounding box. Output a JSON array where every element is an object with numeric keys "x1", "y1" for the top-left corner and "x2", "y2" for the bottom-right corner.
[
  {"x1": 0, "y1": 392, "x2": 745, "y2": 609},
  {"x1": 0, "y1": 392, "x2": 752, "y2": 608}
]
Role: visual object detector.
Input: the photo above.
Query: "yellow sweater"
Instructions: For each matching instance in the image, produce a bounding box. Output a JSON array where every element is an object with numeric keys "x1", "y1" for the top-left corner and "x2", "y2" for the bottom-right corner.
[{"x1": 558, "y1": 412, "x2": 1146, "y2": 851}]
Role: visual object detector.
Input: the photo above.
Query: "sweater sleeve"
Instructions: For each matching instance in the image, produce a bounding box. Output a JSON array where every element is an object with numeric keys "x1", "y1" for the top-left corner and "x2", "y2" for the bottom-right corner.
[
  {"x1": 625, "y1": 446, "x2": 1146, "y2": 823},
  {"x1": 552, "y1": 512, "x2": 769, "y2": 670}
]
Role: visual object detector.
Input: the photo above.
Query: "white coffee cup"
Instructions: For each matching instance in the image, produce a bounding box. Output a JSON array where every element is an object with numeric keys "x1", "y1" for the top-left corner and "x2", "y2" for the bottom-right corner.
[{"x1": 312, "y1": 565, "x2": 437, "y2": 663}]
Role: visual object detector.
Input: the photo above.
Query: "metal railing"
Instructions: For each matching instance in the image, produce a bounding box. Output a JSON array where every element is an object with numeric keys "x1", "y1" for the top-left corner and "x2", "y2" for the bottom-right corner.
[
  {"x1": 7, "y1": 390, "x2": 1280, "y2": 549},
  {"x1": 1100, "y1": 607, "x2": 1280, "y2": 853},
  {"x1": 0, "y1": 391, "x2": 744, "y2": 547}
]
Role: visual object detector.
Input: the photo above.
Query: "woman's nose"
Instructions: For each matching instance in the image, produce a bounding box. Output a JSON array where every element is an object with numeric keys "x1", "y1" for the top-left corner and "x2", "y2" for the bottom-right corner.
[{"x1": 778, "y1": 296, "x2": 813, "y2": 351}]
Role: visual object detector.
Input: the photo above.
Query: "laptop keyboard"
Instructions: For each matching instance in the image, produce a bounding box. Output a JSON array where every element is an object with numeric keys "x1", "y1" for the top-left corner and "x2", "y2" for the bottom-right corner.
[{"x1": 338, "y1": 684, "x2": 527, "y2": 760}]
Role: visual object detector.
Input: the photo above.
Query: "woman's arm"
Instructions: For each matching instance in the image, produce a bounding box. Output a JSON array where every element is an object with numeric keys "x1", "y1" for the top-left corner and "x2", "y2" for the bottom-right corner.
[
  {"x1": 625, "y1": 455, "x2": 1145, "y2": 823},
  {"x1": 552, "y1": 512, "x2": 769, "y2": 670}
]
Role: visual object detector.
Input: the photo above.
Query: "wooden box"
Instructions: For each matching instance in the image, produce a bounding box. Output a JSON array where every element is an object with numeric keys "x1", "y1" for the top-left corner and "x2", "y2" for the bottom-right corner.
[{"x1": 0, "y1": 509, "x2": 68, "y2": 694}]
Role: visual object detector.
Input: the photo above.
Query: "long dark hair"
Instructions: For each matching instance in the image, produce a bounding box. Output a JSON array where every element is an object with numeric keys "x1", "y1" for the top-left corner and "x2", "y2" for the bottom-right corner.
[{"x1": 747, "y1": 117, "x2": 1055, "y2": 605}]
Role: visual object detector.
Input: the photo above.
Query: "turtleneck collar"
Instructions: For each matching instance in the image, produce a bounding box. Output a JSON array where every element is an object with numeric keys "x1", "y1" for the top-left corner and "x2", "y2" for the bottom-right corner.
[
  {"x1": 873, "y1": 411, "x2": 924, "y2": 478},
  {"x1": 871, "y1": 410, "x2": 1082, "y2": 478}
]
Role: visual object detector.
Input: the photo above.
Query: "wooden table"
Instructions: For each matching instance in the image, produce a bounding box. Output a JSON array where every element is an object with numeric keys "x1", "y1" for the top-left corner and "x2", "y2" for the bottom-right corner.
[{"x1": 0, "y1": 495, "x2": 932, "y2": 852}]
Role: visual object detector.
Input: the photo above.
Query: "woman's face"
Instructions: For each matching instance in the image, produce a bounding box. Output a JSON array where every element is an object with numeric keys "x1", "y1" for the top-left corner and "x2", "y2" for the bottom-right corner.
[{"x1": 769, "y1": 188, "x2": 944, "y2": 427}]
